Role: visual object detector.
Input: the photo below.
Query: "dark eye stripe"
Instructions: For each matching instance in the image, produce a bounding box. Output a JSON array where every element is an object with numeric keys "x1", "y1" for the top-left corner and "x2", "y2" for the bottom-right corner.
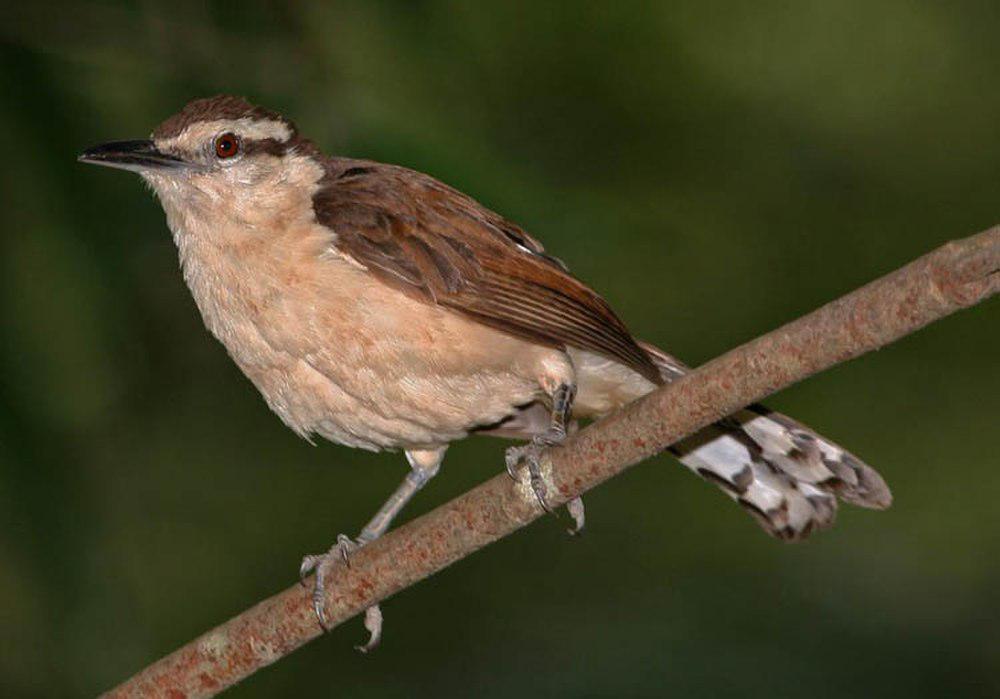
[{"x1": 241, "y1": 137, "x2": 288, "y2": 156}]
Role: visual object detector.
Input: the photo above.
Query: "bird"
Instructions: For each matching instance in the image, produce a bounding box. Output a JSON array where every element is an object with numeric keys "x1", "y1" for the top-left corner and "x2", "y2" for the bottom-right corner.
[{"x1": 79, "y1": 95, "x2": 892, "y2": 649}]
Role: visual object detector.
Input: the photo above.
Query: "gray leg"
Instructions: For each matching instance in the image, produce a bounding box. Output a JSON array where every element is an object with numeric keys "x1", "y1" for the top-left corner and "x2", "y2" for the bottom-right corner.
[
  {"x1": 299, "y1": 446, "x2": 446, "y2": 650},
  {"x1": 357, "y1": 449, "x2": 443, "y2": 544}
]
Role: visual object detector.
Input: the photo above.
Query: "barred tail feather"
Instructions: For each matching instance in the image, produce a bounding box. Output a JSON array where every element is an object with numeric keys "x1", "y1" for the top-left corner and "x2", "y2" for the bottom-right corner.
[{"x1": 639, "y1": 341, "x2": 891, "y2": 541}]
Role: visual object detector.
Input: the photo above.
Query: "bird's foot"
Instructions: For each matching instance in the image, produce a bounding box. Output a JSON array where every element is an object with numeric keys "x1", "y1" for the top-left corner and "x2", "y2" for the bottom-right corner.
[
  {"x1": 299, "y1": 534, "x2": 358, "y2": 627},
  {"x1": 505, "y1": 433, "x2": 562, "y2": 512},
  {"x1": 299, "y1": 534, "x2": 383, "y2": 651},
  {"x1": 505, "y1": 431, "x2": 586, "y2": 532}
]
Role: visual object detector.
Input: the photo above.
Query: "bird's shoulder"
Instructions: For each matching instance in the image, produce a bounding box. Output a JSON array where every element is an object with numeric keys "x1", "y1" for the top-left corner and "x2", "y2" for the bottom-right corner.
[{"x1": 313, "y1": 157, "x2": 567, "y2": 270}]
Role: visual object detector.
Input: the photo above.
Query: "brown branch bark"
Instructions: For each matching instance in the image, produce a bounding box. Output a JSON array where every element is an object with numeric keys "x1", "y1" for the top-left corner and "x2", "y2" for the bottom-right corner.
[{"x1": 102, "y1": 227, "x2": 999, "y2": 698}]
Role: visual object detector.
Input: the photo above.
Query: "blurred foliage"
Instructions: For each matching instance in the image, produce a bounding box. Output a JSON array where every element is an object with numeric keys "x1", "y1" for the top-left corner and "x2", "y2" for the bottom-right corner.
[{"x1": 0, "y1": 1, "x2": 998, "y2": 697}]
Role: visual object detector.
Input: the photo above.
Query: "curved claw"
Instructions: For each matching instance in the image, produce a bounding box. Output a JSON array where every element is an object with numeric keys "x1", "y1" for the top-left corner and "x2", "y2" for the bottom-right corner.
[
  {"x1": 529, "y1": 469, "x2": 553, "y2": 513},
  {"x1": 354, "y1": 604, "x2": 384, "y2": 653},
  {"x1": 504, "y1": 446, "x2": 524, "y2": 480},
  {"x1": 566, "y1": 496, "x2": 586, "y2": 536}
]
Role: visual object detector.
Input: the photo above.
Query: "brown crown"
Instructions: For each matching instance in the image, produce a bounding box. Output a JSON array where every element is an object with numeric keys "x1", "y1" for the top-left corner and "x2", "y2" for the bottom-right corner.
[{"x1": 153, "y1": 95, "x2": 297, "y2": 140}]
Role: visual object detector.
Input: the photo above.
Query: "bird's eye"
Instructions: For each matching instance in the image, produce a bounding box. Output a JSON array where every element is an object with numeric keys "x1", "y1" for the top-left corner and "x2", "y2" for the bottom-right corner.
[{"x1": 214, "y1": 133, "x2": 240, "y2": 159}]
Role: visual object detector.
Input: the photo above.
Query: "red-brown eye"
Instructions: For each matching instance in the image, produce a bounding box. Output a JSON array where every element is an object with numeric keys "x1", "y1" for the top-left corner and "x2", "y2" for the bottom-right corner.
[{"x1": 214, "y1": 133, "x2": 239, "y2": 159}]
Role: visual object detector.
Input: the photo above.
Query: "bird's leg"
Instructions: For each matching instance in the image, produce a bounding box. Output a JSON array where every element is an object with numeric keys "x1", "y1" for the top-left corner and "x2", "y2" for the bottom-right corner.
[
  {"x1": 505, "y1": 382, "x2": 584, "y2": 530},
  {"x1": 299, "y1": 446, "x2": 445, "y2": 650}
]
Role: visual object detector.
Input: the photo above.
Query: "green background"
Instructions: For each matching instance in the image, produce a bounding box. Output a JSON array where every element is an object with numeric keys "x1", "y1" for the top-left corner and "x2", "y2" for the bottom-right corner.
[{"x1": 1, "y1": 2, "x2": 997, "y2": 696}]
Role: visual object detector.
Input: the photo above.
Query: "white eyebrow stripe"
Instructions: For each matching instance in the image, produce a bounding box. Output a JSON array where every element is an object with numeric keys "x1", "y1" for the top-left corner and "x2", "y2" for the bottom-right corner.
[{"x1": 158, "y1": 118, "x2": 292, "y2": 150}]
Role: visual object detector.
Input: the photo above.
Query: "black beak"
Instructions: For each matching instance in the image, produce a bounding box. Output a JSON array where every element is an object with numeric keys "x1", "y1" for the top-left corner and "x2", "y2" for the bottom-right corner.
[{"x1": 78, "y1": 139, "x2": 188, "y2": 173}]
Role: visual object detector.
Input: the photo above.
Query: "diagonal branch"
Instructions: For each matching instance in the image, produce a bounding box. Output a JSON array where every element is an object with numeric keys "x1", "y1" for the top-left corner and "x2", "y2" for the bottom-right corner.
[{"x1": 102, "y1": 226, "x2": 999, "y2": 698}]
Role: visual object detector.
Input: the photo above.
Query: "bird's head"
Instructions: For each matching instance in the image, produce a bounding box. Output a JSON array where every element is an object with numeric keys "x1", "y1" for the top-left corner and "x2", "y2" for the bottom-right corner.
[{"x1": 79, "y1": 95, "x2": 325, "y2": 231}]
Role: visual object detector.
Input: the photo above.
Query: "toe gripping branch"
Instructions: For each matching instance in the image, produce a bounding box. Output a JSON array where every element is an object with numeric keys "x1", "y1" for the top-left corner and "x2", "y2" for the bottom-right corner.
[
  {"x1": 504, "y1": 382, "x2": 586, "y2": 534},
  {"x1": 299, "y1": 535, "x2": 384, "y2": 652},
  {"x1": 299, "y1": 535, "x2": 357, "y2": 627}
]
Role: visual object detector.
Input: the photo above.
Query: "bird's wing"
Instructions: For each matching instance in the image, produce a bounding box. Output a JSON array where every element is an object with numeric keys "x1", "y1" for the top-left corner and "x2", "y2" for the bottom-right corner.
[{"x1": 313, "y1": 159, "x2": 661, "y2": 384}]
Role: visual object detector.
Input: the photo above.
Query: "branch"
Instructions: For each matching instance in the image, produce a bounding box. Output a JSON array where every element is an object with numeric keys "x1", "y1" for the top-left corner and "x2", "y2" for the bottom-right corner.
[{"x1": 102, "y1": 227, "x2": 999, "y2": 698}]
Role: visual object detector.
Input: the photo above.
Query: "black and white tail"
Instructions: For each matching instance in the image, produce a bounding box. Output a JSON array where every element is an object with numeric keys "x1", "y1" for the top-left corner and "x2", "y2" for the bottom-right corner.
[{"x1": 640, "y1": 342, "x2": 892, "y2": 541}]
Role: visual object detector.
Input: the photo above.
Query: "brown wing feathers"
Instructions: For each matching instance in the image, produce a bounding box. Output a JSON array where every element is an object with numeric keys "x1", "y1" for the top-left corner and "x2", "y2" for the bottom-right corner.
[{"x1": 313, "y1": 159, "x2": 661, "y2": 384}]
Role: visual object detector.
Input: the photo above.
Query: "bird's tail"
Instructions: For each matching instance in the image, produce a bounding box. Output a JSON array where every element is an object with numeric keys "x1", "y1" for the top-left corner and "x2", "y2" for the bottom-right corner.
[{"x1": 639, "y1": 342, "x2": 892, "y2": 541}]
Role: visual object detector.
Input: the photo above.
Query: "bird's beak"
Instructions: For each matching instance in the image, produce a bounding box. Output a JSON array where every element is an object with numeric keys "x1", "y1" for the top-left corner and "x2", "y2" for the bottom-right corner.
[{"x1": 78, "y1": 139, "x2": 189, "y2": 173}]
